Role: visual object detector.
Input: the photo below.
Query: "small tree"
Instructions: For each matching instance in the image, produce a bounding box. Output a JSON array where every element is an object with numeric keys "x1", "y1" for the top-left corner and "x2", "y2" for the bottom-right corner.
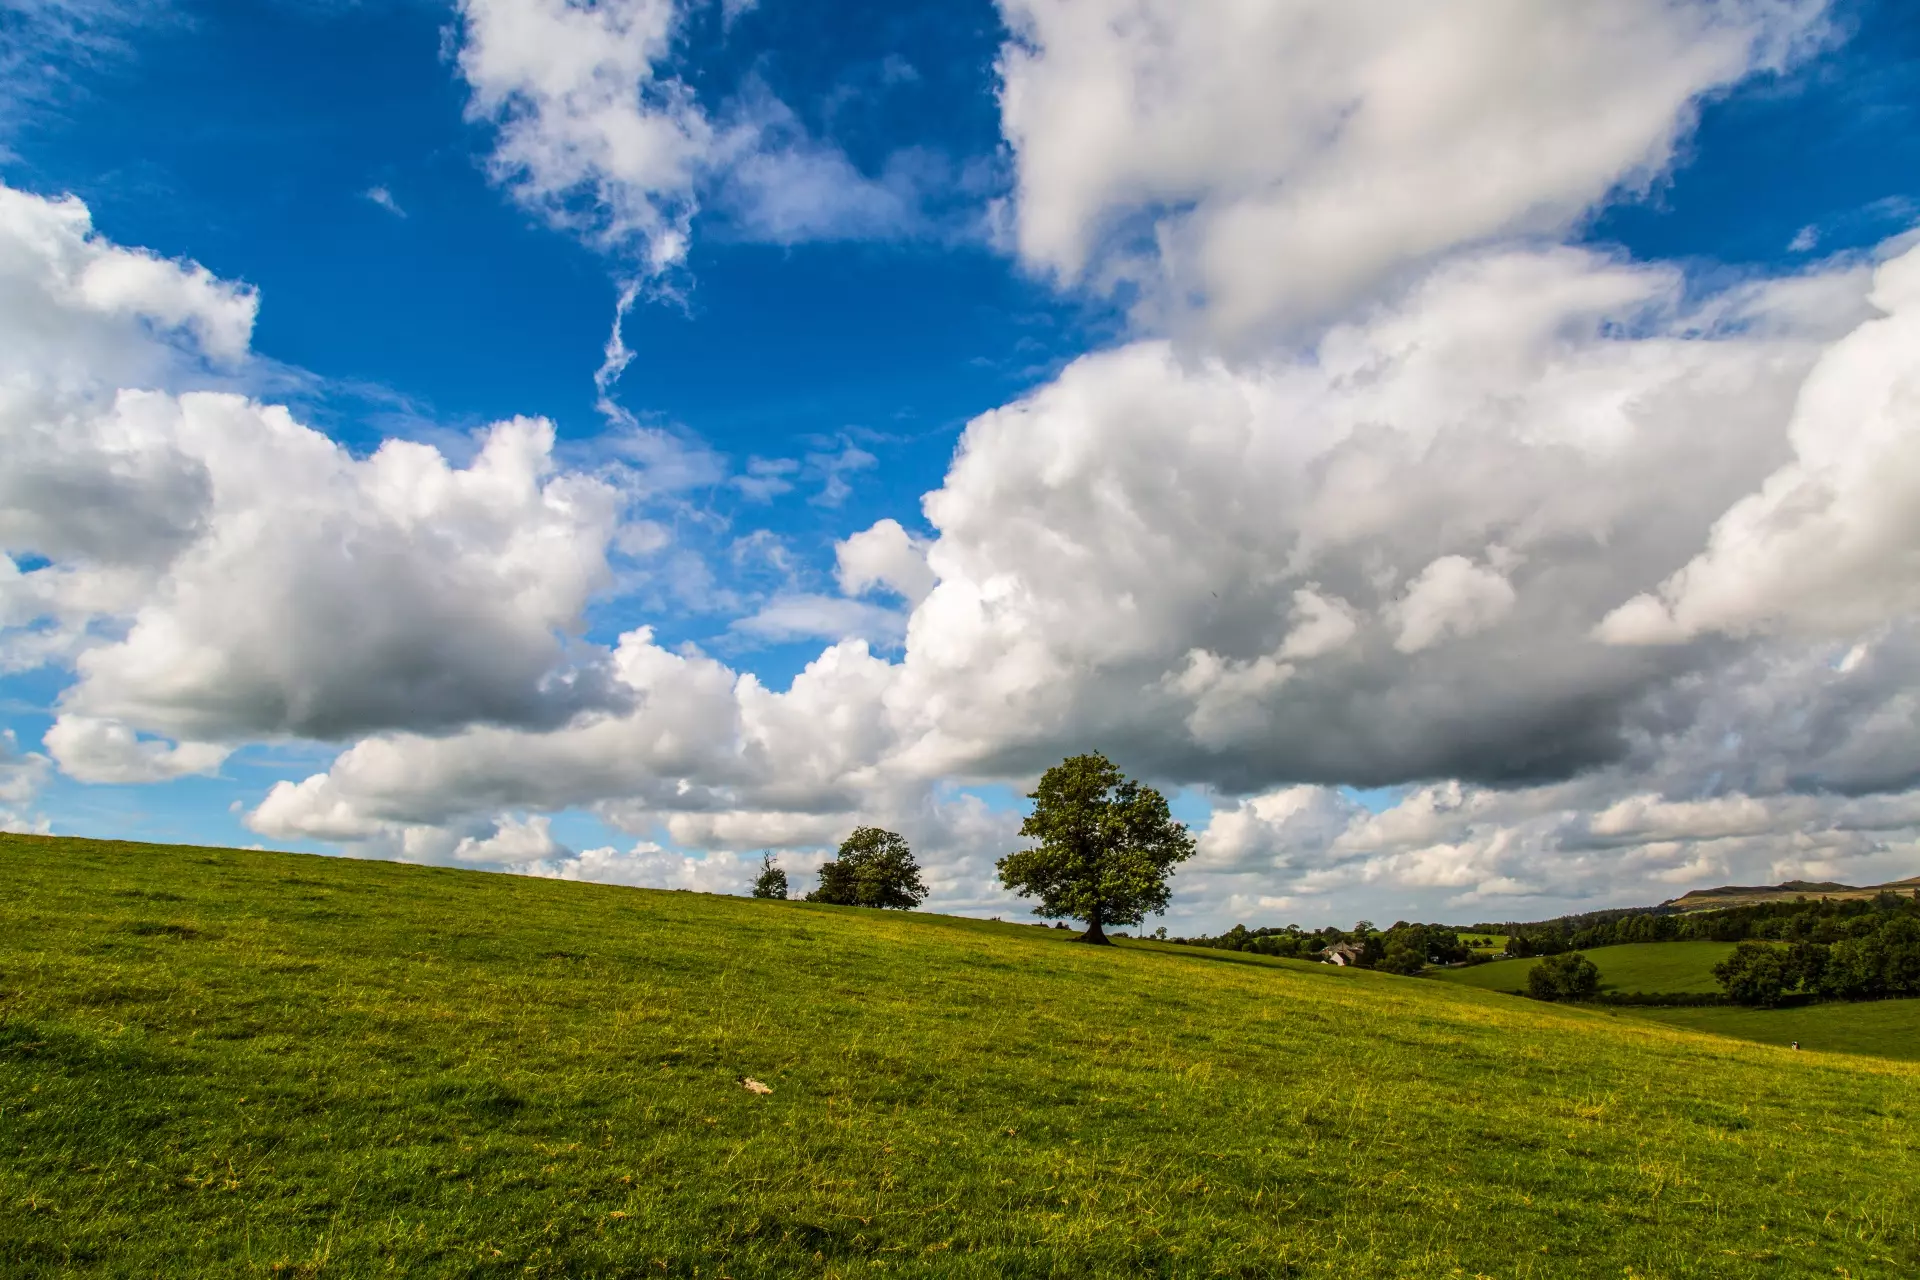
[
  {"x1": 1527, "y1": 951, "x2": 1601, "y2": 1001},
  {"x1": 750, "y1": 852, "x2": 789, "y2": 900},
  {"x1": 806, "y1": 827, "x2": 927, "y2": 909},
  {"x1": 996, "y1": 752, "x2": 1196, "y2": 945}
]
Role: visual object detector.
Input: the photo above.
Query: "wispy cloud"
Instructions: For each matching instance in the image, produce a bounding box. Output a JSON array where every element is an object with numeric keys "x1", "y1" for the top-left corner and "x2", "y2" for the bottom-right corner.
[{"x1": 363, "y1": 185, "x2": 406, "y2": 218}]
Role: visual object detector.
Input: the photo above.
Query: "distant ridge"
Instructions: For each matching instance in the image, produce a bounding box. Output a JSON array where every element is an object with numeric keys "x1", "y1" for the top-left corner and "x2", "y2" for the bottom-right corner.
[{"x1": 1663, "y1": 876, "x2": 1920, "y2": 911}]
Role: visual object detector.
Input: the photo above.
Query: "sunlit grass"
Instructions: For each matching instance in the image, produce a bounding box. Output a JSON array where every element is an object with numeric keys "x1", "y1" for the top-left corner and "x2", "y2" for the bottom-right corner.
[
  {"x1": 3, "y1": 833, "x2": 1918, "y2": 1278},
  {"x1": 1429, "y1": 942, "x2": 1738, "y2": 995}
]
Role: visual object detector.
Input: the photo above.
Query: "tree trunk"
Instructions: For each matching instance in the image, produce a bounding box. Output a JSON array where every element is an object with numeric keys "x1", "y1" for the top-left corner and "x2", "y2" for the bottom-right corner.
[{"x1": 1076, "y1": 908, "x2": 1113, "y2": 946}]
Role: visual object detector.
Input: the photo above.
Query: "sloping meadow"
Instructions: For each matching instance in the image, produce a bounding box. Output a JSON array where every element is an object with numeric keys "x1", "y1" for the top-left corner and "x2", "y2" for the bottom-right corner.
[{"x1": 1, "y1": 834, "x2": 1915, "y2": 1277}]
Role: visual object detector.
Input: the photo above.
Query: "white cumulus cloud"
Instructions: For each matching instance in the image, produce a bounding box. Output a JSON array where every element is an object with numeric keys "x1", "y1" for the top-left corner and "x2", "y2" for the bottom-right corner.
[
  {"x1": 995, "y1": 0, "x2": 1829, "y2": 339},
  {"x1": 1600, "y1": 242, "x2": 1920, "y2": 645}
]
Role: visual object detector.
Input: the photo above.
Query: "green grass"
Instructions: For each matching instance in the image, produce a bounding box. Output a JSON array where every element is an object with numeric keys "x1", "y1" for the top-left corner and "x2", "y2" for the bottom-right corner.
[
  {"x1": 1456, "y1": 932, "x2": 1507, "y2": 955},
  {"x1": 1614, "y1": 1000, "x2": 1920, "y2": 1062},
  {"x1": 4, "y1": 834, "x2": 1919, "y2": 1278},
  {"x1": 1429, "y1": 942, "x2": 1739, "y2": 995}
]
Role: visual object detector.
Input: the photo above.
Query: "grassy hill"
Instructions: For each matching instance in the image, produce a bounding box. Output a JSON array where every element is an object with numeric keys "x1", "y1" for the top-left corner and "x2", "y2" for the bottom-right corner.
[
  {"x1": 1429, "y1": 942, "x2": 1738, "y2": 997},
  {"x1": 3, "y1": 834, "x2": 1919, "y2": 1278},
  {"x1": 1663, "y1": 876, "x2": 1920, "y2": 912}
]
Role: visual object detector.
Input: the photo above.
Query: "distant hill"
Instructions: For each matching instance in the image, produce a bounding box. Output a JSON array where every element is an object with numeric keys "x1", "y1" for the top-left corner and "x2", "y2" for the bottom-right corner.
[{"x1": 1664, "y1": 876, "x2": 1920, "y2": 912}]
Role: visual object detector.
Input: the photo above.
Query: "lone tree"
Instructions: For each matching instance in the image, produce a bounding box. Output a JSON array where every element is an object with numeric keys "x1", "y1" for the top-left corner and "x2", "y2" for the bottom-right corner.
[
  {"x1": 806, "y1": 827, "x2": 928, "y2": 909},
  {"x1": 750, "y1": 852, "x2": 789, "y2": 900},
  {"x1": 997, "y1": 752, "x2": 1196, "y2": 945}
]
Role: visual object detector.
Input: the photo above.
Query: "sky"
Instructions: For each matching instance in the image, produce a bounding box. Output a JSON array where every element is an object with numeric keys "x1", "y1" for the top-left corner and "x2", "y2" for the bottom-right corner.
[{"x1": 4, "y1": 0, "x2": 1920, "y2": 933}]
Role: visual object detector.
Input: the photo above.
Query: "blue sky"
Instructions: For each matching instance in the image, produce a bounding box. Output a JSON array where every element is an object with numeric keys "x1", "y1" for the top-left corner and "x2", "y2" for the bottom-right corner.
[{"x1": 5, "y1": 0, "x2": 1920, "y2": 928}]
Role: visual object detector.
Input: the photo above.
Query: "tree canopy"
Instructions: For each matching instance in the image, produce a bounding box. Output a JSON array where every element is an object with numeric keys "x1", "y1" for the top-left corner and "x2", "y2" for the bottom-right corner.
[
  {"x1": 996, "y1": 752, "x2": 1196, "y2": 945},
  {"x1": 750, "y1": 852, "x2": 789, "y2": 900},
  {"x1": 1527, "y1": 951, "x2": 1601, "y2": 1001},
  {"x1": 805, "y1": 827, "x2": 928, "y2": 909}
]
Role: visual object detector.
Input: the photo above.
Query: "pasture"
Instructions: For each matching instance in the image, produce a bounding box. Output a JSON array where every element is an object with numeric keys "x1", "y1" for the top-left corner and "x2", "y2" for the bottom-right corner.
[
  {"x1": 1618, "y1": 999, "x2": 1920, "y2": 1062},
  {"x1": 1429, "y1": 941, "x2": 1738, "y2": 995},
  {"x1": 3, "y1": 834, "x2": 1918, "y2": 1278}
]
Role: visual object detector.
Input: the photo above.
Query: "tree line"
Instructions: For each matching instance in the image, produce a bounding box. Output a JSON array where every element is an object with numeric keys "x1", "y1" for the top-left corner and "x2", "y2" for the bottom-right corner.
[
  {"x1": 1712, "y1": 911, "x2": 1920, "y2": 1006},
  {"x1": 746, "y1": 752, "x2": 1196, "y2": 945},
  {"x1": 1166, "y1": 920, "x2": 1471, "y2": 973},
  {"x1": 1490, "y1": 891, "x2": 1920, "y2": 956}
]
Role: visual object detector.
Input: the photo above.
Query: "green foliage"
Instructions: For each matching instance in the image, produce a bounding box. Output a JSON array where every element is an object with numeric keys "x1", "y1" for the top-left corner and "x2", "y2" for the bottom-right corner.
[
  {"x1": 1176, "y1": 920, "x2": 1467, "y2": 973},
  {"x1": 1376, "y1": 941, "x2": 1423, "y2": 975},
  {"x1": 1528, "y1": 951, "x2": 1602, "y2": 1001},
  {"x1": 749, "y1": 852, "x2": 789, "y2": 900},
  {"x1": 1714, "y1": 941, "x2": 1793, "y2": 1007},
  {"x1": 1820, "y1": 915, "x2": 1920, "y2": 1000},
  {"x1": 1496, "y1": 888, "x2": 1920, "y2": 956},
  {"x1": 804, "y1": 826, "x2": 926, "y2": 909},
  {"x1": 1380, "y1": 922, "x2": 1468, "y2": 973},
  {"x1": 3, "y1": 833, "x2": 1920, "y2": 1277},
  {"x1": 996, "y1": 752, "x2": 1195, "y2": 943},
  {"x1": 1706, "y1": 917, "x2": 1920, "y2": 1006}
]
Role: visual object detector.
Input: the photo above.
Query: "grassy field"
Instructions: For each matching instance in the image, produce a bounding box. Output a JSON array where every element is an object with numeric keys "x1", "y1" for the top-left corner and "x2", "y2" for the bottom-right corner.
[
  {"x1": 1614, "y1": 1000, "x2": 1920, "y2": 1062},
  {"x1": 1429, "y1": 942, "x2": 1738, "y2": 995},
  {"x1": 4, "y1": 834, "x2": 1919, "y2": 1278},
  {"x1": 1457, "y1": 932, "x2": 1507, "y2": 955}
]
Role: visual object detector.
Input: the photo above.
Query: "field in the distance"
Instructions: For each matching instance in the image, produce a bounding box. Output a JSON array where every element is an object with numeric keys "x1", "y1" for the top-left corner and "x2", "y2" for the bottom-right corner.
[
  {"x1": 4, "y1": 834, "x2": 1919, "y2": 1278},
  {"x1": 1429, "y1": 941, "x2": 1737, "y2": 995},
  {"x1": 1615, "y1": 1000, "x2": 1920, "y2": 1061}
]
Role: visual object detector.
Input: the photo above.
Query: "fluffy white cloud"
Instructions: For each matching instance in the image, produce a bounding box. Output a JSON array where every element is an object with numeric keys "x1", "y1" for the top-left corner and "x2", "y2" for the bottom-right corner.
[
  {"x1": 247, "y1": 629, "x2": 891, "y2": 835},
  {"x1": 54, "y1": 405, "x2": 625, "y2": 743},
  {"x1": 1276, "y1": 588, "x2": 1358, "y2": 662},
  {"x1": 457, "y1": 0, "x2": 710, "y2": 269},
  {"x1": 890, "y1": 248, "x2": 1852, "y2": 788},
  {"x1": 836, "y1": 518, "x2": 935, "y2": 605},
  {"x1": 1, "y1": 180, "x2": 259, "y2": 669},
  {"x1": 995, "y1": 0, "x2": 1828, "y2": 338},
  {"x1": 0, "y1": 179, "x2": 254, "y2": 382},
  {"x1": 453, "y1": 813, "x2": 570, "y2": 864},
  {"x1": 0, "y1": 182, "x2": 665, "y2": 781},
  {"x1": 0, "y1": 728, "x2": 51, "y2": 833},
  {"x1": 454, "y1": 1, "x2": 955, "y2": 265},
  {"x1": 41, "y1": 715, "x2": 227, "y2": 784},
  {"x1": 1601, "y1": 243, "x2": 1920, "y2": 644},
  {"x1": 1390, "y1": 555, "x2": 1516, "y2": 654}
]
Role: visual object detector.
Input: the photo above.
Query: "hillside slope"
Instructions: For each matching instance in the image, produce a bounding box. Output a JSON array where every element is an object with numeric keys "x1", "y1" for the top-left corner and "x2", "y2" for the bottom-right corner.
[
  {"x1": 1664, "y1": 876, "x2": 1920, "y2": 911},
  {"x1": 3, "y1": 834, "x2": 1918, "y2": 1278}
]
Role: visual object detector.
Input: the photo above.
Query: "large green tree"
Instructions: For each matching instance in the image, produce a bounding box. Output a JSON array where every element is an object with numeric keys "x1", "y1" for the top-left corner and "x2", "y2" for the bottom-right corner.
[
  {"x1": 996, "y1": 752, "x2": 1196, "y2": 945},
  {"x1": 1526, "y1": 951, "x2": 1601, "y2": 1002},
  {"x1": 805, "y1": 827, "x2": 928, "y2": 909}
]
